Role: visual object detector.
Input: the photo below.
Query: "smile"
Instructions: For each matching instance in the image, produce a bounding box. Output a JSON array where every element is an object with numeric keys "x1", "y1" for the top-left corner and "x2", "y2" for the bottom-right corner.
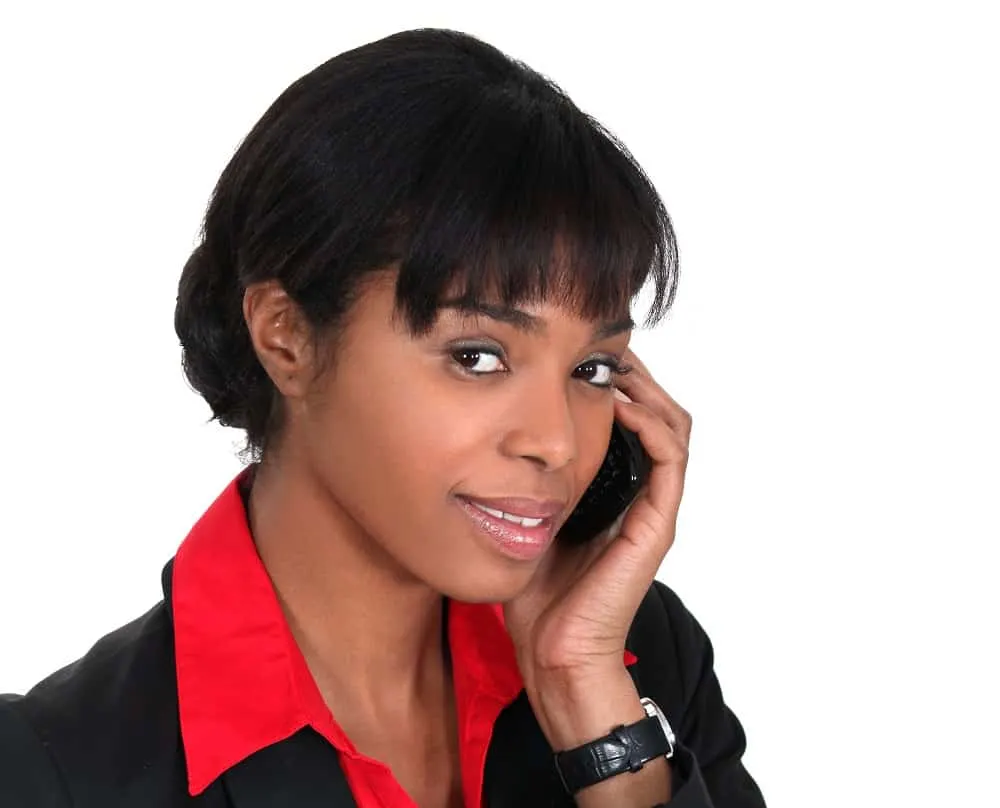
[
  {"x1": 466, "y1": 502, "x2": 544, "y2": 527},
  {"x1": 455, "y1": 496, "x2": 559, "y2": 561}
]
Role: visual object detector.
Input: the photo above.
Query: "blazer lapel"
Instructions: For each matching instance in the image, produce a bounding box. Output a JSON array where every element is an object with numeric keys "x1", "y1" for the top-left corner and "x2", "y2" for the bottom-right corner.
[{"x1": 222, "y1": 728, "x2": 358, "y2": 808}]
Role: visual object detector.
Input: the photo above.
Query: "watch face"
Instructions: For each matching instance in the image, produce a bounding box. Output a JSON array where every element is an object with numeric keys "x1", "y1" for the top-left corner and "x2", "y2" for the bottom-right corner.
[{"x1": 640, "y1": 697, "x2": 677, "y2": 751}]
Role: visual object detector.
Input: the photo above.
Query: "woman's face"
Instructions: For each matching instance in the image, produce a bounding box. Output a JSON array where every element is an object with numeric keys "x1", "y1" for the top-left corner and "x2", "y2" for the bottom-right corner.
[{"x1": 283, "y1": 272, "x2": 632, "y2": 603}]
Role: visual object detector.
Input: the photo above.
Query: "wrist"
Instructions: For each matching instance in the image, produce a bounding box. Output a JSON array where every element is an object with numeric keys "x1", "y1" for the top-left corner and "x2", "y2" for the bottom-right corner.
[
  {"x1": 528, "y1": 668, "x2": 672, "y2": 805},
  {"x1": 528, "y1": 666, "x2": 644, "y2": 751}
]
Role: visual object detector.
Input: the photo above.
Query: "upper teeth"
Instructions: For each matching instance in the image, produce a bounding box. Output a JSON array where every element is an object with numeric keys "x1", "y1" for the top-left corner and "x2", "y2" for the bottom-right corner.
[{"x1": 471, "y1": 502, "x2": 544, "y2": 528}]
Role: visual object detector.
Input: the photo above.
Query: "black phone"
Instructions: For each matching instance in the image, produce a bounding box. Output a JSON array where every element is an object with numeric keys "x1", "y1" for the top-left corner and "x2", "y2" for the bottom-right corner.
[{"x1": 557, "y1": 421, "x2": 652, "y2": 545}]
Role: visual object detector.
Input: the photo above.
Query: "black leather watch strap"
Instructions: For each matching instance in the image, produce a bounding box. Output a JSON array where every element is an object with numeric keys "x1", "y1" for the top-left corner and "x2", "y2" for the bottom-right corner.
[{"x1": 553, "y1": 714, "x2": 670, "y2": 795}]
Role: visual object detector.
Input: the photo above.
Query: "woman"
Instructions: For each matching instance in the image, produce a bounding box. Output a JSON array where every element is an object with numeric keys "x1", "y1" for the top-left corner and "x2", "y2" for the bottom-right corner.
[{"x1": 0, "y1": 28, "x2": 765, "y2": 808}]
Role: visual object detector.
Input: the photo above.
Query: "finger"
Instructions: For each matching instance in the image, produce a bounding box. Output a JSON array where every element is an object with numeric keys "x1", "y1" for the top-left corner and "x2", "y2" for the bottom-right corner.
[
  {"x1": 621, "y1": 349, "x2": 677, "y2": 400},
  {"x1": 626, "y1": 353, "x2": 687, "y2": 414},
  {"x1": 609, "y1": 396, "x2": 686, "y2": 560},
  {"x1": 616, "y1": 358, "x2": 692, "y2": 444},
  {"x1": 516, "y1": 524, "x2": 612, "y2": 616},
  {"x1": 613, "y1": 395, "x2": 689, "y2": 487},
  {"x1": 623, "y1": 347, "x2": 652, "y2": 376}
]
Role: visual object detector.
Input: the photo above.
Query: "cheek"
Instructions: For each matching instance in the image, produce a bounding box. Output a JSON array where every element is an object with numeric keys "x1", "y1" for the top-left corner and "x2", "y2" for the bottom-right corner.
[
  {"x1": 310, "y1": 366, "x2": 479, "y2": 522},
  {"x1": 570, "y1": 406, "x2": 616, "y2": 500},
  {"x1": 355, "y1": 380, "x2": 476, "y2": 473},
  {"x1": 312, "y1": 379, "x2": 531, "y2": 598}
]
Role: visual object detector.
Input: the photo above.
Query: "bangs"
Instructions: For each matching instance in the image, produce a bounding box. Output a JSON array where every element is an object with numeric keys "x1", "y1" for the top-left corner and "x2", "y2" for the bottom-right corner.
[{"x1": 390, "y1": 87, "x2": 678, "y2": 335}]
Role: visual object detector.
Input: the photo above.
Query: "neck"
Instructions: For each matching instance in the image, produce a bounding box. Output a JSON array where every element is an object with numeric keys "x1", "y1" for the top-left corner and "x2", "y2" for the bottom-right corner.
[{"x1": 244, "y1": 459, "x2": 450, "y2": 720}]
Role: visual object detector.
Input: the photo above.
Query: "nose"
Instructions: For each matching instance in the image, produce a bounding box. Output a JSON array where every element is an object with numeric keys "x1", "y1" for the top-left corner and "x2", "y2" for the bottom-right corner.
[{"x1": 499, "y1": 385, "x2": 576, "y2": 471}]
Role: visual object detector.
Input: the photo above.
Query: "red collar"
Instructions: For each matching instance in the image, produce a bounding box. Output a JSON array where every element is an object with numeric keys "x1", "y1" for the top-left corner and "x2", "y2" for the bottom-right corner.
[{"x1": 171, "y1": 467, "x2": 636, "y2": 797}]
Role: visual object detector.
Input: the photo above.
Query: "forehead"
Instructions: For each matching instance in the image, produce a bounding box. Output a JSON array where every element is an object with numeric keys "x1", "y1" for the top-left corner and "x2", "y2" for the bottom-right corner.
[{"x1": 437, "y1": 296, "x2": 634, "y2": 340}]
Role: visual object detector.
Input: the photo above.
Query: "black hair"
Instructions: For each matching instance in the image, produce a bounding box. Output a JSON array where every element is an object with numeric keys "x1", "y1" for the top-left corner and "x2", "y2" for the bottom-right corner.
[{"x1": 175, "y1": 28, "x2": 679, "y2": 462}]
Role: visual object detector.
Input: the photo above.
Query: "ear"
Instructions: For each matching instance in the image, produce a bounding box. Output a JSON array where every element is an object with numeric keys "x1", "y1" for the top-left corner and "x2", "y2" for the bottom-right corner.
[{"x1": 242, "y1": 279, "x2": 317, "y2": 399}]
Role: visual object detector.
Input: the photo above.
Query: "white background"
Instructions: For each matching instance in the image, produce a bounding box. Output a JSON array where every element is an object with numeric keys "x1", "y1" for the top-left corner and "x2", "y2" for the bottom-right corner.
[{"x1": 2, "y1": 2, "x2": 998, "y2": 805}]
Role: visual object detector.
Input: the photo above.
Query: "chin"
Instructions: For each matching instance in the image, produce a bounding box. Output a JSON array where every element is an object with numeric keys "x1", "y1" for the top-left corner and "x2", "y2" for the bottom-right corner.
[{"x1": 432, "y1": 566, "x2": 535, "y2": 605}]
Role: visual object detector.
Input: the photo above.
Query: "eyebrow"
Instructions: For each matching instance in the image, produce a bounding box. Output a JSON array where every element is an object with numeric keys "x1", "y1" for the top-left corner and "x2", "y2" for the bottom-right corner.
[{"x1": 441, "y1": 300, "x2": 634, "y2": 341}]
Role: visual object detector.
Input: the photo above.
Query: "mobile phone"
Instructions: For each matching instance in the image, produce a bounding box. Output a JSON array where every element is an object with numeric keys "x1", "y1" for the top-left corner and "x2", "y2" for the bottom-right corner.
[{"x1": 557, "y1": 421, "x2": 652, "y2": 545}]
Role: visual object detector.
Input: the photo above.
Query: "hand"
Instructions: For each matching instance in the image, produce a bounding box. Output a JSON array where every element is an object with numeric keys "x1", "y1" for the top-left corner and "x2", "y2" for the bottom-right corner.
[{"x1": 503, "y1": 347, "x2": 693, "y2": 684}]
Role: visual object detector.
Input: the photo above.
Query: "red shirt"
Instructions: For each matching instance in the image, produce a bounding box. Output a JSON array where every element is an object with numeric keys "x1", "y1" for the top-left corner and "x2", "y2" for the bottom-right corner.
[{"x1": 171, "y1": 467, "x2": 637, "y2": 807}]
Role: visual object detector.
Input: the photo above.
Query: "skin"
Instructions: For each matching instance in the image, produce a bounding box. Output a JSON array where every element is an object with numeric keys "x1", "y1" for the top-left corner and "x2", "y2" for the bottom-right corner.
[{"x1": 242, "y1": 269, "x2": 692, "y2": 807}]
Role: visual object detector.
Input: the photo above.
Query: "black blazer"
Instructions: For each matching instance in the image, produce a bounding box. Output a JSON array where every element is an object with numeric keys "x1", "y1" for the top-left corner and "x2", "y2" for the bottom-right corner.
[{"x1": 0, "y1": 560, "x2": 766, "y2": 807}]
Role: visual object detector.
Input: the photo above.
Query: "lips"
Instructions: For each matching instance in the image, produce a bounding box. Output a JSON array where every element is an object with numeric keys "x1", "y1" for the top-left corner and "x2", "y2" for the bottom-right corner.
[
  {"x1": 458, "y1": 495, "x2": 566, "y2": 521},
  {"x1": 456, "y1": 495, "x2": 564, "y2": 561}
]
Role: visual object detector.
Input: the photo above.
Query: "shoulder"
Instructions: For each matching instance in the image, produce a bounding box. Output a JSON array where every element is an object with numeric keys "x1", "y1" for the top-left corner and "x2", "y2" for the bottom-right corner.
[
  {"x1": 628, "y1": 581, "x2": 711, "y2": 690},
  {"x1": 0, "y1": 600, "x2": 186, "y2": 804},
  {"x1": 628, "y1": 580, "x2": 768, "y2": 805},
  {"x1": 0, "y1": 694, "x2": 72, "y2": 806},
  {"x1": 626, "y1": 579, "x2": 714, "y2": 707},
  {"x1": 11, "y1": 599, "x2": 176, "y2": 731}
]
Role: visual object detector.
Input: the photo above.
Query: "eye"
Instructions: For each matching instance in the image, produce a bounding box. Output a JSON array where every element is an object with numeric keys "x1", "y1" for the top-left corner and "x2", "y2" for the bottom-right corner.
[
  {"x1": 574, "y1": 357, "x2": 630, "y2": 388},
  {"x1": 451, "y1": 347, "x2": 508, "y2": 375}
]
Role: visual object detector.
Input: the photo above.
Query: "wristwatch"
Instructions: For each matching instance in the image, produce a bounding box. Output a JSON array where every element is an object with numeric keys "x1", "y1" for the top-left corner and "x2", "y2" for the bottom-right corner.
[{"x1": 553, "y1": 697, "x2": 676, "y2": 795}]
